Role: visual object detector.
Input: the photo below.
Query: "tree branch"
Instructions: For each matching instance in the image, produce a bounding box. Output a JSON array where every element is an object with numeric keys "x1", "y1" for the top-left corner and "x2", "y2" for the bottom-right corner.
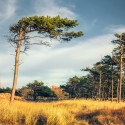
[{"x1": 24, "y1": 41, "x2": 51, "y2": 46}]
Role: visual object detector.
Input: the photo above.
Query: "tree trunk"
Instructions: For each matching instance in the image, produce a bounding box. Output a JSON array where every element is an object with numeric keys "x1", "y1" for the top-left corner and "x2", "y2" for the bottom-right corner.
[
  {"x1": 10, "y1": 30, "x2": 23, "y2": 103},
  {"x1": 117, "y1": 79, "x2": 120, "y2": 103},
  {"x1": 99, "y1": 70, "x2": 102, "y2": 100},
  {"x1": 102, "y1": 85, "x2": 104, "y2": 101},
  {"x1": 108, "y1": 85, "x2": 111, "y2": 100},
  {"x1": 111, "y1": 65, "x2": 114, "y2": 102},
  {"x1": 119, "y1": 35, "x2": 123, "y2": 103},
  {"x1": 92, "y1": 79, "x2": 96, "y2": 99},
  {"x1": 33, "y1": 90, "x2": 37, "y2": 101}
]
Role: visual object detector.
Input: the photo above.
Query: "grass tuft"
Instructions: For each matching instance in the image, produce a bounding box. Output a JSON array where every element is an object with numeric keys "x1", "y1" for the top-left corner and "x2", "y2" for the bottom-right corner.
[{"x1": 0, "y1": 95, "x2": 125, "y2": 125}]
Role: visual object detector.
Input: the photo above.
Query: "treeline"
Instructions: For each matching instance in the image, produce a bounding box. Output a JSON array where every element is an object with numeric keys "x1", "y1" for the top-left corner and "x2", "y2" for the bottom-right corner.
[
  {"x1": 61, "y1": 33, "x2": 125, "y2": 102},
  {"x1": 0, "y1": 80, "x2": 57, "y2": 101},
  {"x1": 0, "y1": 87, "x2": 11, "y2": 93}
]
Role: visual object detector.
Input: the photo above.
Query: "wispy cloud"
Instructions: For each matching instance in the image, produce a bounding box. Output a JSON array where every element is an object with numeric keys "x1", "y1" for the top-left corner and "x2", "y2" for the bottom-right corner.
[
  {"x1": 106, "y1": 25, "x2": 125, "y2": 34},
  {"x1": 15, "y1": 31, "x2": 115, "y2": 87},
  {"x1": 1, "y1": 25, "x2": 122, "y2": 87},
  {"x1": 34, "y1": 0, "x2": 77, "y2": 19}
]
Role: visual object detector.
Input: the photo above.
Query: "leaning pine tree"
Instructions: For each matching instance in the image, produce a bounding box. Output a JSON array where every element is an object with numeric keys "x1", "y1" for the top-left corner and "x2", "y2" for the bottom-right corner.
[{"x1": 9, "y1": 16, "x2": 83, "y2": 103}]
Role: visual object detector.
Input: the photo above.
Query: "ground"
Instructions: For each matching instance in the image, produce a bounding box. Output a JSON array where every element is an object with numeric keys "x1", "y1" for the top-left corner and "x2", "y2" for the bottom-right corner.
[{"x1": 0, "y1": 93, "x2": 125, "y2": 125}]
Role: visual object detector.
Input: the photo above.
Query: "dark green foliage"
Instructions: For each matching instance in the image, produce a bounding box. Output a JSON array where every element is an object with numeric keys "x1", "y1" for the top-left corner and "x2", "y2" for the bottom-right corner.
[
  {"x1": 9, "y1": 16, "x2": 83, "y2": 45},
  {"x1": 10, "y1": 16, "x2": 79, "y2": 32},
  {"x1": 61, "y1": 75, "x2": 93, "y2": 99},
  {"x1": 0, "y1": 87, "x2": 21, "y2": 96},
  {"x1": 0, "y1": 87, "x2": 11, "y2": 93},
  {"x1": 37, "y1": 86, "x2": 56, "y2": 97},
  {"x1": 19, "y1": 80, "x2": 57, "y2": 101}
]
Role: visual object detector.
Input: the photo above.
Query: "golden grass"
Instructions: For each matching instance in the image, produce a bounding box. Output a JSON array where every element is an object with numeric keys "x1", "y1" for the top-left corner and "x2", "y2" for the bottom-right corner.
[{"x1": 0, "y1": 95, "x2": 125, "y2": 125}]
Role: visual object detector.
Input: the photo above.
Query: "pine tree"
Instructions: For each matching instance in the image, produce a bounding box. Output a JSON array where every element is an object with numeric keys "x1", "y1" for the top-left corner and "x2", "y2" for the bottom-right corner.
[{"x1": 9, "y1": 16, "x2": 83, "y2": 103}]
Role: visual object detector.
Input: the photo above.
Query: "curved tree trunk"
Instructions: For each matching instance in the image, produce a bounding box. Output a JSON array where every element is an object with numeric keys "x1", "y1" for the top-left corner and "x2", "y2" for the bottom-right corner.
[{"x1": 10, "y1": 30, "x2": 23, "y2": 103}]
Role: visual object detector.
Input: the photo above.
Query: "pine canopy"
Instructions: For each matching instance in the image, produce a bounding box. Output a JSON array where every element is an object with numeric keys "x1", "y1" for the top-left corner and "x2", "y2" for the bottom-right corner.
[{"x1": 10, "y1": 16, "x2": 83, "y2": 41}]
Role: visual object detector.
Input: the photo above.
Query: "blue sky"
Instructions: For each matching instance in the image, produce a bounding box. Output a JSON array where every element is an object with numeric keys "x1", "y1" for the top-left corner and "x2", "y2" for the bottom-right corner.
[{"x1": 0, "y1": 0, "x2": 125, "y2": 87}]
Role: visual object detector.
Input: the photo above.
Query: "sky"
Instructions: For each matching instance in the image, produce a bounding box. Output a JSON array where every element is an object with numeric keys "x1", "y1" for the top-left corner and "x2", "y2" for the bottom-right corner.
[{"x1": 0, "y1": 0, "x2": 125, "y2": 88}]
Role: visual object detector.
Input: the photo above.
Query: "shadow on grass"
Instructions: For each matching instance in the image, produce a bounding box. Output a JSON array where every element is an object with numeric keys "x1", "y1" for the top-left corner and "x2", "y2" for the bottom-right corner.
[
  {"x1": 36, "y1": 115, "x2": 47, "y2": 125},
  {"x1": 75, "y1": 107, "x2": 125, "y2": 125},
  {"x1": 0, "y1": 114, "x2": 47, "y2": 125}
]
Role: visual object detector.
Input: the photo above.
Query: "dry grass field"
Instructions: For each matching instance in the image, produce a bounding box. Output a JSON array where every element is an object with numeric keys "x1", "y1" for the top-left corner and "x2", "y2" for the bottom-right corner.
[{"x1": 0, "y1": 94, "x2": 125, "y2": 125}]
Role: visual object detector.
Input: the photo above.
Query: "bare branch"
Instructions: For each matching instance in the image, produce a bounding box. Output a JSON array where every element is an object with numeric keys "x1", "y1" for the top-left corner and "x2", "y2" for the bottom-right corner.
[
  {"x1": 24, "y1": 41, "x2": 51, "y2": 46},
  {"x1": 11, "y1": 68, "x2": 14, "y2": 71},
  {"x1": 13, "y1": 35, "x2": 49, "y2": 42},
  {"x1": 19, "y1": 62, "x2": 24, "y2": 66},
  {"x1": 10, "y1": 54, "x2": 16, "y2": 56},
  {"x1": 9, "y1": 41, "x2": 17, "y2": 48},
  {"x1": 20, "y1": 50, "x2": 29, "y2": 55}
]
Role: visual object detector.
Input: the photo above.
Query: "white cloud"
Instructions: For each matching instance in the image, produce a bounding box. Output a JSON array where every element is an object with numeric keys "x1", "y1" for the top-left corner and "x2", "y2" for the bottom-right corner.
[
  {"x1": 106, "y1": 25, "x2": 125, "y2": 34},
  {"x1": 34, "y1": 0, "x2": 77, "y2": 19},
  {"x1": 12, "y1": 32, "x2": 114, "y2": 87},
  {"x1": 0, "y1": 0, "x2": 16, "y2": 22},
  {"x1": 0, "y1": 26, "x2": 119, "y2": 87}
]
